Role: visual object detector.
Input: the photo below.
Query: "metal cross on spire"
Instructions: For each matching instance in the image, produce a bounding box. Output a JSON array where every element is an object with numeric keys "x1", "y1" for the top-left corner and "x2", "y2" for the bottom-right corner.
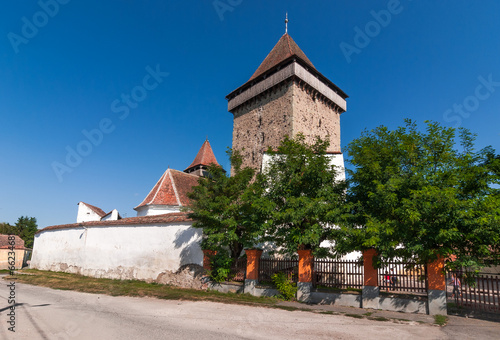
[{"x1": 285, "y1": 12, "x2": 289, "y2": 34}]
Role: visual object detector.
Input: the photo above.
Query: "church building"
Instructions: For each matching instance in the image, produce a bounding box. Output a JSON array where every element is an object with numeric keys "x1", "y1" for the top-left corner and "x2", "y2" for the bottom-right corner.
[{"x1": 30, "y1": 29, "x2": 350, "y2": 281}]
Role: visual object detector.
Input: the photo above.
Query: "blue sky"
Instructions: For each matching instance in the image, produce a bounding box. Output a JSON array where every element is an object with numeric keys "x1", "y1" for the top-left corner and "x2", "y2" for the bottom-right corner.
[{"x1": 1, "y1": 1, "x2": 499, "y2": 228}]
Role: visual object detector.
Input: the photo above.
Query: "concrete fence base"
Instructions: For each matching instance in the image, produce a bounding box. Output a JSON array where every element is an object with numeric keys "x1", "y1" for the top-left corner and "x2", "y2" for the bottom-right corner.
[{"x1": 209, "y1": 281, "x2": 435, "y2": 314}]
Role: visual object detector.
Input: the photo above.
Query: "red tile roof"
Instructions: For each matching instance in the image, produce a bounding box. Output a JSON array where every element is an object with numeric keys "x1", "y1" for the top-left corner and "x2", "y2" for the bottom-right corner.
[
  {"x1": 249, "y1": 33, "x2": 316, "y2": 81},
  {"x1": 0, "y1": 234, "x2": 26, "y2": 249},
  {"x1": 185, "y1": 139, "x2": 219, "y2": 172},
  {"x1": 135, "y1": 169, "x2": 200, "y2": 209},
  {"x1": 37, "y1": 212, "x2": 192, "y2": 234},
  {"x1": 79, "y1": 202, "x2": 106, "y2": 217}
]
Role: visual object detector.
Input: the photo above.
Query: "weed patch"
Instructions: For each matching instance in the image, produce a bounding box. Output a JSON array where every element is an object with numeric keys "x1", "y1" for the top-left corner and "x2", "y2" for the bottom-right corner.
[{"x1": 434, "y1": 314, "x2": 448, "y2": 326}]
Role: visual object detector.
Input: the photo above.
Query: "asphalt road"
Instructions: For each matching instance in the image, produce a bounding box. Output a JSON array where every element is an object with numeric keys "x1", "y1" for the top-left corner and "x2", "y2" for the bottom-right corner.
[{"x1": 0, "y1": 278, "x2": 498, "y2": 340}]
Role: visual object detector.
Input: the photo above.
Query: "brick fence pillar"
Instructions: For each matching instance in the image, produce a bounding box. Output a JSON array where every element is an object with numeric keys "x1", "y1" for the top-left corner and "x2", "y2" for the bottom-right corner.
[
  {"x1": 245, "y1": 249, "x2": 263, "y2": 281},
  {"x1": 297, "y1": 249, "x2": 313, "y2": 302},
  {"x1": 427, "y1": 254, "x2": 447, "y2": 315},
  {"x1": 202, "y1": 250, "x2": 217, "y2": 271},
  {"x1": 244, "y1": 249, "x2": 263, "y2": 295},
  {"x1": 362, "y1": 249, "x2": 380, "y2": 309}
]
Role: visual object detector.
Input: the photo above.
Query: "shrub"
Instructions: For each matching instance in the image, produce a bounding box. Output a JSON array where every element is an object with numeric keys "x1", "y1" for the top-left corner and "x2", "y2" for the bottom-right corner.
[
  {"x1": 208, "y1": 251, "x2": 233, "y2": 283},
  {"x1": 272, "y1": 272, "x2": 297, "y2": 301}
]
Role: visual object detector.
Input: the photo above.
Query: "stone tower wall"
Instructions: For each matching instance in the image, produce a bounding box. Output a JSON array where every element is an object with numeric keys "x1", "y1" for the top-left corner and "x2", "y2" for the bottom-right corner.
[
  {"x1": 292, "y1": 80, "x2": 341, "y2": 153},
  {"x1": 232, "y1": 78, "x2": 342, "y2": 171},
  {"x1": 232, "y1": 79, "x2": 294, "y2": 170}
]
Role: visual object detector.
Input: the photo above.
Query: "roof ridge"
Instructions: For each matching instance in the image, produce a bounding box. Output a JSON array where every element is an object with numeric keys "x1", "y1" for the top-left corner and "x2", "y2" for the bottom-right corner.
[
  {"x1": 149, "y1": 169, "x2": 169, "y2": 205},
  {"x1": 285, "y1": 33, "x2": 293, "y2": 56},
  {"x1": 168, "y1": 169, "x2": 182, "y2": 206}
]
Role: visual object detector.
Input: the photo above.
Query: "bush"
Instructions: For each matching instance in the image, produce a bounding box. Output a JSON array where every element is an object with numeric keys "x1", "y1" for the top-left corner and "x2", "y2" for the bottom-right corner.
[
  {"x1": 272, "y1": 272, "x2": 297, "y2": 301},
  {"x1": 208, "y1": 252, "x2": 234, "y2": 283}
]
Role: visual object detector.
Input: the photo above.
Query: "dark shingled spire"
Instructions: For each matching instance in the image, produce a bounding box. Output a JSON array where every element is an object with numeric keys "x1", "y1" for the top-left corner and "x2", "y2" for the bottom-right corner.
[{"x1": 248, "y1": 33, "x2": 316, "y2": 82}]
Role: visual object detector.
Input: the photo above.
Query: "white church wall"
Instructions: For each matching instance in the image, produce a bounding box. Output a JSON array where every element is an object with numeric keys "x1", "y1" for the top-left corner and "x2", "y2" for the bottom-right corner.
[
  {"x1": 30, "y1": 222, "x2": 203, "y2": 281},
  {"x1": 261, "y1": 153, "x2": 346, "y2": 181},
  {"x1": 76, "y1": 203, "x2": 102, "y2": 223},
  {"x1": 101, "y1": 209, "x2": 120, "y2": 221},
  {"x1": 135, "y1": 205, "x2": 181, "y2": 217}
]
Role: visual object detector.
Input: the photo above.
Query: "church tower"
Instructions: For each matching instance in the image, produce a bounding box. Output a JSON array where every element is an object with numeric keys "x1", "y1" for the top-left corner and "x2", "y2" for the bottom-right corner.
[{"x1": 226, "y1": 32, "x2": 348, "y2": 171}]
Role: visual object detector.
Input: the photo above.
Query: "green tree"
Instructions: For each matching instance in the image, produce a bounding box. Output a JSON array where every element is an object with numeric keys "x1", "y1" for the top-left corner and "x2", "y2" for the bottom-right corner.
[
  {"x1": 15, "y1": 216, "x2": 38, "y2": 248},
  {"x1": 0, "y1": 222, "x2": 16, "y2": 235},
  {"x1": 186, "y1": 150, "x2": 262, "y2": 260},
  {"x1": 342, "y1": 120, "x2": 500, "y2": 269},
  {"x1": 255, "y1": 134, "x2": 347, "y2": 256}
]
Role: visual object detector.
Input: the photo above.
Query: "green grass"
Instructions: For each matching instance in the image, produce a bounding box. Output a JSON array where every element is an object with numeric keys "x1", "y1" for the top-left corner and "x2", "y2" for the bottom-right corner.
[
  {"x1": 314, "y1": 285, "x2": 362, "y2": 293},
  {"x1": 4, "y1": 269, "x2": 278, "y2": 307},
  {"x1": 5, "y1": 269, "x2": 435, "y2": 326},
  {"x1": 319, "y1": 311, "x2": 336, "y2": 315},
  {"x1": 368, "y1": 316, "x2": 390, "y2": 322},
  {"x1": 434, "y1": 315, "x2": 448, "y2": 326}
]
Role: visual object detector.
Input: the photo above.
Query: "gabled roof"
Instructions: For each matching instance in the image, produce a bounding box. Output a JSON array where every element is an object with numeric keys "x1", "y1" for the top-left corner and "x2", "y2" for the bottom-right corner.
[
  {"x1": 0, "y1": 234, "x2": 26, "y2": 249},
  {"x1": 184, "y1": 139, "x2": 219, "y2": 172},
  {"x1": 134, "y1": 169, "x2": 200, "y2": 210},
  {"x1": 249, "y1": 33, "x2": 316, "y2": 81},
  {"x1": 37, "y1": 212, "x2": 192, "y2": 234},
  {"x1": 78, "y1": 202, "x2": 106, "y2": 217}
]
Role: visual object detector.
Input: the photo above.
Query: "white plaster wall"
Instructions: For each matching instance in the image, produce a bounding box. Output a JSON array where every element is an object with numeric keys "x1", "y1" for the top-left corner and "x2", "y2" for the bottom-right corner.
[
  {"x1": 261, "y1": 153, "x2": 345, "y2": 181},
  {"x1": 77, "y1": 203, "x2": 102, "y2": 223},
  {"x1": 135, "y1": 205, "x2": 181, "y2": 217},
  {"x1": 30, "y1": 222, "x2": 203, "y2": 281},
  {"x1": 102, "y1": 209, "x2": 120, "y2": 221}
]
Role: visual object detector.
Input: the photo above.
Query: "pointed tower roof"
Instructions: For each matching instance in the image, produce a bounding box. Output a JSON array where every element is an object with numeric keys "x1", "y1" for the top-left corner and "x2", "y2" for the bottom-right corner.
[
  {"x1": 134, "y1": 169, "x2": 199, "y2": 210},
  {"x1": 184, "y1": 139, "x2": 219, "y2": 172},
  {"x1": 249, "y1": 33, "x2": 316, "y2": 82},
  {"x1": 226, "y1": 33, "x2": 347, "y2": 111}
]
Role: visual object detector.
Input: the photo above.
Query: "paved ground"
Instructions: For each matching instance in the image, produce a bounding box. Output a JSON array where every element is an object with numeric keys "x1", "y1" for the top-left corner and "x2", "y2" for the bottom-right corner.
[{"x1": 0, "y1": 279, "x2": 499, "y2": 339}]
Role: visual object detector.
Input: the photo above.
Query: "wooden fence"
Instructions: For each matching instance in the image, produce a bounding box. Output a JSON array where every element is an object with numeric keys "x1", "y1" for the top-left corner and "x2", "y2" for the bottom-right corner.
[
  {"x1": 449, "y1": 272, "x2": 500, "y2": 313},
  {"x1": 378, "y1": 262, "x2": 427, "y2": 293},
  {"x1": 227, "y1": 257, "x2": 247, "y2": 282},
  {"x1": 313, "y1": 258, "x2": 364, "y2": 289},
  {"x1": 258, "y1": 258, "x2": 299, "y2": 283}
]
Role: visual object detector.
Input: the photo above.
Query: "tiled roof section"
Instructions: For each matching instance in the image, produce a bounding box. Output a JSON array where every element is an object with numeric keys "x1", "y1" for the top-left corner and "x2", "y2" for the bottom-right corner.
[
  {"x1": 170, "y1": 170, "x2": 201, "y2": 206},
  {"x1": 185, "y1": 140, "x2": 219, "y2": 171},
  {"x1": 0, "y1": 234, "x2": 25, "y2": 249},
  {"x1": 80, "y1": 202, "x2": 106, "y2": 217},
  {"x1": 36, "y1": 212, "x2": 193, "y2": 234},
  {"x1": 134, "y1": 169, "x2": 200, "y2": 209},
  {"x1": 249, "y1": 33, "x2": 316, "y2": 81}
]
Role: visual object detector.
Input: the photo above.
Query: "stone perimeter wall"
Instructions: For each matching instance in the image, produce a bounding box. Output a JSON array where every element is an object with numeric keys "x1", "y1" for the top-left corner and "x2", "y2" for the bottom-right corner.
[{"x1": 30, "y1": 223, "x2": 203, "y2": 281}]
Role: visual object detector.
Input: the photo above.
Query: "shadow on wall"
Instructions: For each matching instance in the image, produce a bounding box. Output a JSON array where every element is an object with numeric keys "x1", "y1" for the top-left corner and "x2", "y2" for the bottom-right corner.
[{"x1": 173, "y1": 226, "x2": 203, "y2": 268}]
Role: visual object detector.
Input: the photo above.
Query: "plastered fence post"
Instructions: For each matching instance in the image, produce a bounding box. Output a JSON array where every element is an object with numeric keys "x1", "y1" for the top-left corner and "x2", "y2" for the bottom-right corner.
[
  {"x1": 244, "y1": 249, "x2": 263, "y2": 294},
  {"x1": 427, "y1": 254, "x2": 447, "y2": 315},
  {"x1": 202, "y1": 250, "x2": 217, "y2": 271},
  {"x1": 297, "y1": 249, "x2": 313, "y2": 302},
  {"x1": 362, "y1": 249, "x2": 380, "y2": 309}
]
